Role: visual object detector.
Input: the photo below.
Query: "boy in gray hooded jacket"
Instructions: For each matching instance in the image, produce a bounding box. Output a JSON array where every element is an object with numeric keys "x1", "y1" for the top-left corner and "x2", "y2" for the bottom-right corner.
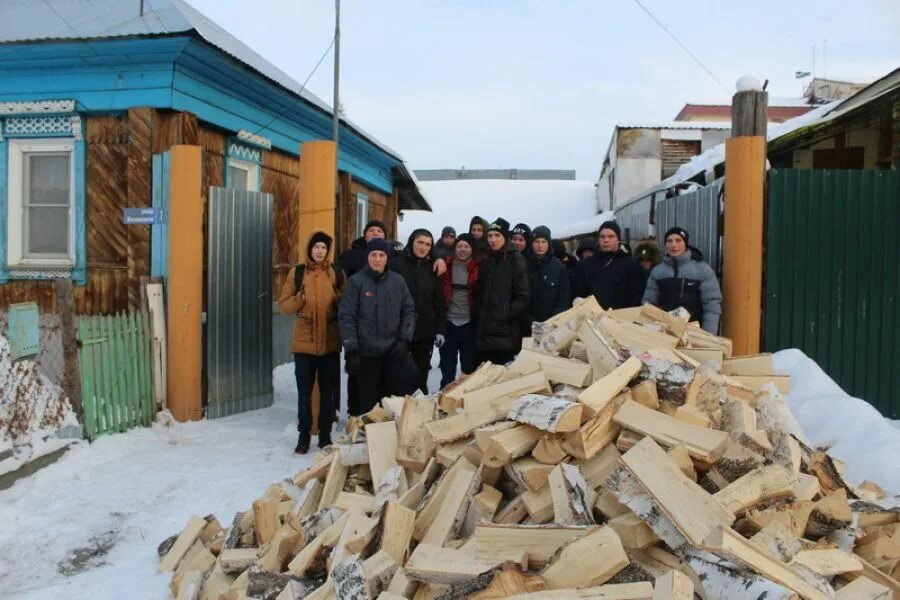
[{"x1": 642, "y1": 227, "x2": 722, "y2": 334}]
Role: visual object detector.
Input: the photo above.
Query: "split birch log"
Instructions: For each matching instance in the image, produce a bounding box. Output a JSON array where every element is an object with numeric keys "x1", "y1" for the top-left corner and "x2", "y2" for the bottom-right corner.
[
  {"x1": 613, "y1": 400, "x2": 729, "y2": 464},
  {"x1": 702, "y1": 526, "x2": 833, "y2": 600},
  {"x1": 713, "y1": 464, "x2": 796, "y2": 515},
  {"x1": 505, "y1": 458, "x2": 554, "y2": 493},
  {"x1": 651, "y1": 570, "x2": 693, "y2": 600},
  {"x1": 509, "y1": 349, "x2": 592, "y2": 387},
  {"x1": 577, "y1": 320, "x2": 620, "y2": 380},
  {"x1": 472, "y1": 524, "x2": 595, "y2": 570},
  {"x1": 504, "y1": 582, "x2": 654, "y2": 600},
  {"x1": 482, "y1": 425, "x2": 544, "y2": 468},
  {"x1": 532, "y1": 434, "x2": 569, "y2": 464},
  {"x1": 630, "y1": 349, "x2": 695, "y2": 405},
  {"x1": 404, "y1": 544, "x2": 526, "y2": 585},
  {"x1": 160, "y1": 515, "x2": 207, "y2": 572},
  {"x1": 507, "y1": 394, "x2": 583, "y2": 433},
  {"x1": 577, "y1": 356, "x2": 642, "y2": 419},
  {"x1": 338, "y1": 443, "x2": 369, "y2": 467},
  {"x1": 396, "y1": 396, "x2": 435, "y2": 472},
  {"x1": 548, "y1": 463, "x2": 595, "y2": 526},
  {"x1": 332, "y1": 555, "x2": 369, "y2": 600},
  {"x1": 540, "y1": 526, "x2": 629, "y2": 589},
  {"x1": 616, "y1": 437, "x2": 734, "y2": 548},
  {"x1": 365, "y1": 421, "x2": 399, "y2": 494}
]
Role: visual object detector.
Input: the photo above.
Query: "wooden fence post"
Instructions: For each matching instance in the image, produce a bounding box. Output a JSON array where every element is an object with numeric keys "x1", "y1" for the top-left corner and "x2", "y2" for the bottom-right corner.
[{"x1": 723, "y1": 87, "x2": 768, "y2": 354}]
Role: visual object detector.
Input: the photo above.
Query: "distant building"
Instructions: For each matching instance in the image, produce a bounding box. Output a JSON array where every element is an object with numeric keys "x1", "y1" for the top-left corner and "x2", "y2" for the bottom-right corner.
[
  {"x1": 414, "y1": 168, "x2": 576, "y2": 181},
  {"x1": 804, "y1": 77, "x2": 870, "y2": 103},
  {"x1": 595, "y1": 122, "x2": 731, "y2": 210}
]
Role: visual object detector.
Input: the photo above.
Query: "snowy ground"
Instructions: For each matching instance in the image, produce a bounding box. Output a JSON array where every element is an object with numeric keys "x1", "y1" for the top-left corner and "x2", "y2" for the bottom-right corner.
[{"x1": 1, "y1": 349, "x2": 898, "y2": 598}]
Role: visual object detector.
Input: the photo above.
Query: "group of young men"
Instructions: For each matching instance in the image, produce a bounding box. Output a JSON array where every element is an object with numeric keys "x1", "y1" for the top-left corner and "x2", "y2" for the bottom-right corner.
[{"x1": 280, "y1": 215, "x2": 722, "y2": 453}]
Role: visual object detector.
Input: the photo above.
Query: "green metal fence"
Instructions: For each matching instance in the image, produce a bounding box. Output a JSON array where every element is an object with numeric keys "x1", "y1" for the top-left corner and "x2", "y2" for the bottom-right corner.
[
  {"x1": 77, "y1": 310, "x2": 155, "y2": 440},
  {"x1": 764, "y1": 169, "x2": 899, "y2": 418}
]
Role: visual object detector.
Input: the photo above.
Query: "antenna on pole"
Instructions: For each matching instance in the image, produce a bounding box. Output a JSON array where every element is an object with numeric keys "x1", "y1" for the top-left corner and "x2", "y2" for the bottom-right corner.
[{"x1": 332, "y1": 0, "x2": 342, "y2": 250}]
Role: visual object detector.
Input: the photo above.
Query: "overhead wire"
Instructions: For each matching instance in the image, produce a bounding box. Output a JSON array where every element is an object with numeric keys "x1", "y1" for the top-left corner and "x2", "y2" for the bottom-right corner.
[{"x1": 629, "y1": 0, "x2": 732, "y2": 95}]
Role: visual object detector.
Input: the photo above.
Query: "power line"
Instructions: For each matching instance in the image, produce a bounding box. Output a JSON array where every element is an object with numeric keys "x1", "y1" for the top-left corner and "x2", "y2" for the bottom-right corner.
[
  {"x1": 247, "y1": 34, "x2": 336, "y2": 137},
  {"x1": 629, "y1": 0, "x2": 732, "y2": 95}
]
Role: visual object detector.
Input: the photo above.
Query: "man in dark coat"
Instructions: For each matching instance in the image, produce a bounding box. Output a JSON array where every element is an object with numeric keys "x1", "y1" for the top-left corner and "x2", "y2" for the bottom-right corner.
[
  {"x1": 473, "y1": 218, "x2": 530, "y2": 365},
  {"x1": 469, "y1": 215, "x2": 489, "y2": 260},
  {"x1": 433, "y1": 226, "x2": 456, "y2": 260},
  {"x1": 527, "y1": 226, "x2": 571, "y2": 323},
  {"x1": 511, "y1": 223, "x2": 532, "y2": 256},
  {"x1": 339, "y1": 238, "x2": 418, "y2": 414},
  {"x1": 573, "y1": 221, "x2": 645, "y2": 309},
  {"x1": 390, "y1": 229, "x2": 447, "y2": 394},
  {"x1": 336, "y1": 220, "x2": 391, "y2": 278}
]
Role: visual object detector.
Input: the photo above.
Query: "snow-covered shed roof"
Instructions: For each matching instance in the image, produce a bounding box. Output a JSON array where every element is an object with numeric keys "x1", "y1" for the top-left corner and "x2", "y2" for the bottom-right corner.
[{"x1": 398, "y1": 179, "x2": 610, "y2": 242}]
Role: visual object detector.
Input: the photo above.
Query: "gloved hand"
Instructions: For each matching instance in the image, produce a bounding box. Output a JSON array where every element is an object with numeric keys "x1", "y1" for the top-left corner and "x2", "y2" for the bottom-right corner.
[
  {"x1": 390, "y1": 339, "x2": 409, "y2": 358},
  {"x1": 345, "y1": 350, "x2": 362, "y2": 375},
  {"x1": 434, "y1": 334, "x2": 446, "y2": 348}
]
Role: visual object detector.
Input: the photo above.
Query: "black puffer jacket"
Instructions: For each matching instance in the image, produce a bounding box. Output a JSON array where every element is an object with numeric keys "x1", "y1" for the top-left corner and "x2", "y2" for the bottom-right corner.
[
  {"x1": 336, "y1": 236, "x2": 399, "y2": 278},
  {"x1": 390, "y1": 231, "x2": 447, "y2": 342},
  {"x1": 474, "y1": 248, "x2": 530, "y2": 352},
  {"x1": 338, "y1": 265, "x2": 416, "y2": 357},
  {"x1": 528, "y1": 253, "x2": 571, "y2": 323},
  {"x1": 642, "y1": 247, "x2": 722, "y2": 333},
  {"x1": 573, "y1": 245, "x2": 645, "y2": 309}
]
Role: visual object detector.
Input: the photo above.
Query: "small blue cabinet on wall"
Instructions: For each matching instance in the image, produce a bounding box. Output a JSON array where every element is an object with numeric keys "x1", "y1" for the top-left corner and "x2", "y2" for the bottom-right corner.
[{"x1": 8, "y1": 301, "x2": 39, "y2": 360}]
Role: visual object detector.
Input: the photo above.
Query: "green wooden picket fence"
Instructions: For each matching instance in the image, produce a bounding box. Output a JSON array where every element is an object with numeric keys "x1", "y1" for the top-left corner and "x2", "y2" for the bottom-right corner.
[{"x1": 77, "y1": 310, "x2": 155, "y2": 440}]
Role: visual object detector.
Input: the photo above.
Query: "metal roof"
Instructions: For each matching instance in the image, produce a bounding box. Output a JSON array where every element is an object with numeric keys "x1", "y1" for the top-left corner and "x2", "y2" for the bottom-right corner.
[{"x1": 0, "y1": 0, "x2": 404, "y2": 162}]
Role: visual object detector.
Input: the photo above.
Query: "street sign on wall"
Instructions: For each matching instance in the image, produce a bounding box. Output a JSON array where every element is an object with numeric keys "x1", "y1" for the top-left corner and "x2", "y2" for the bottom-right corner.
[{"x1": 123, "y1": 207, "x2": 165, "y2": 225}]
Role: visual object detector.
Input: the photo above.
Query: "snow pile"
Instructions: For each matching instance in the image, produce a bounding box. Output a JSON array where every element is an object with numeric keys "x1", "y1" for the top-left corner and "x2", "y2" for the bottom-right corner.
[
  {"x1": 400, "y1": 179, "x2": 607, "y2": 242},
  {"x1": 668, "y1": 100, "x2": 842, "y2": 185},
  {"x1": 0, "y1": 332, "x2": 79, "y2": 475},
  {"x1": 774, "y1": 348, "x2": 900, "y2": 492}
]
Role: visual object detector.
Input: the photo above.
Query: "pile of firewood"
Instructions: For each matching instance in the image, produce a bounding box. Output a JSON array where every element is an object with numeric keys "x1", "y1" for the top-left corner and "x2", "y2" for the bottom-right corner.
[{"x1": 157, "y1": 297, "x2": 899, "y2": 600}]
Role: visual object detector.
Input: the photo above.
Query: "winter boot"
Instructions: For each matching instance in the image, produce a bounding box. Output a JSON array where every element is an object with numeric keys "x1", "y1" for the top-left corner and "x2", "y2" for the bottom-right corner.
[
  {"x1": 295, "y1": 432, "x2": 311, "y2": 455},
  {"x1": 317, "y1": 431, "x2": 332, "y2": 449}
]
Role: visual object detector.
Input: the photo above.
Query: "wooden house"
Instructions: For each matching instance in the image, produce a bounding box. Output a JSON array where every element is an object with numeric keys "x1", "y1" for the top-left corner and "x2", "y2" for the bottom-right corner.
[{"x1": 0, "y1": 0, "x2": 429, "y2": 423}]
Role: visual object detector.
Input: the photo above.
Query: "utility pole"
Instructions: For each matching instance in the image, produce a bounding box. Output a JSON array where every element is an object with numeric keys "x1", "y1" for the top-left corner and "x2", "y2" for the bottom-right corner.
[{"x1": 332, "y1": 0, "x2": 342, "y2": 253}]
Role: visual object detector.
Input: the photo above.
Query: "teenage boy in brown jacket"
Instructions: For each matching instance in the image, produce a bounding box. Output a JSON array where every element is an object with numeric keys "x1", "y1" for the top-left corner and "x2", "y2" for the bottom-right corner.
[{"x1": 278, "y1": 231, "x2": 343, "y2": 454}]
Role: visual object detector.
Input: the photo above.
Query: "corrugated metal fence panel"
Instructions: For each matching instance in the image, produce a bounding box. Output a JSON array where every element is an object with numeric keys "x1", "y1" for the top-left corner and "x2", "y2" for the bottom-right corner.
[
  {"x1": 655, "y1": 178, "x2": 723, "y2": 272},
  {"x1": 763, "y1": 169, "x2": 899, "y2": 418},
  {"x1": 207, "y1": 187, "x2": 274, "y2": 419},
  {"x1": 614, "y1": 192, "x2": 655, "y2": 241}
]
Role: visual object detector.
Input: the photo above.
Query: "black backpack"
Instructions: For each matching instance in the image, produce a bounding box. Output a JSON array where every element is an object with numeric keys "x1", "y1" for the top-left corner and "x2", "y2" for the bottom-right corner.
[{"x1": 294, "y1": 263, "x2": 344, "y2": 292}]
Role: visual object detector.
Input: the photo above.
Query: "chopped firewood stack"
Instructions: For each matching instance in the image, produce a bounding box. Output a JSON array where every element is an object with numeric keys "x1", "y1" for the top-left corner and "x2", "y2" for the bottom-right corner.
[{"x1": 158, "y1": 297, "x2": 900, "y2": 600}]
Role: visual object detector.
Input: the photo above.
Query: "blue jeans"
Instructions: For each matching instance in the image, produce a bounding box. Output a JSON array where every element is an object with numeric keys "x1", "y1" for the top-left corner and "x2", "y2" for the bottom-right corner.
[{"x1": 439, "y1": 321, "x2": 477, "y2": 389}]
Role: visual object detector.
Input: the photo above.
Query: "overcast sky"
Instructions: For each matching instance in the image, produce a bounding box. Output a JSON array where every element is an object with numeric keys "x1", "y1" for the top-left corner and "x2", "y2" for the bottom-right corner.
[{"x1": 186, "y1": 0, "x2": 898, "y2": 180}]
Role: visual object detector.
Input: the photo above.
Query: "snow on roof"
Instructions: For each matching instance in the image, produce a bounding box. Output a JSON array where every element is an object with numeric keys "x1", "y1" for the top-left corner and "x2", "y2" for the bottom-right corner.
[
  {"x1": 666, "y1": 100, "x2": 841, "y2": 186},
  {"x1": 617, "y1": 121, "x2": 731, "y2": 130},
  {"x1": 0, "y1": 0, "x2": 402, "y2": 161},
  {"x1": 398, "y1": 179, "x2": 608, "y2": 242},
  {"x1": 680, "y1": 96, "x2": 812, "y2": 108}
]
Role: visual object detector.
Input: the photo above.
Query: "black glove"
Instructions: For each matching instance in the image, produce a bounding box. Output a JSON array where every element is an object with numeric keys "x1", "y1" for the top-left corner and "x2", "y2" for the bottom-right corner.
[
  {"x1": 345, "y1": 350, "x2": 362, "y2": 375},
  {"x1": 390, "y1": 340, "x2": 409, "y2": 358}
]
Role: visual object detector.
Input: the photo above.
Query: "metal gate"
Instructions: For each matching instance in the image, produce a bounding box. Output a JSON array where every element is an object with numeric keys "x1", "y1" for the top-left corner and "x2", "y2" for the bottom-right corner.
[
  {"x1": 206, "y1": 187, "x2": 274, "y2": 418},
  {"x1": 763, "y1": 169, "x2": 899, "y2": 418}
]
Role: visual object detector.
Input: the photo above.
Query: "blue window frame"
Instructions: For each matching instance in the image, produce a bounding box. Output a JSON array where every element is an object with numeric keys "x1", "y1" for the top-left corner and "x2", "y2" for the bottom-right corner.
[{"x1": 0, "y1": 101, "x2": 86, "y2": 285}]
